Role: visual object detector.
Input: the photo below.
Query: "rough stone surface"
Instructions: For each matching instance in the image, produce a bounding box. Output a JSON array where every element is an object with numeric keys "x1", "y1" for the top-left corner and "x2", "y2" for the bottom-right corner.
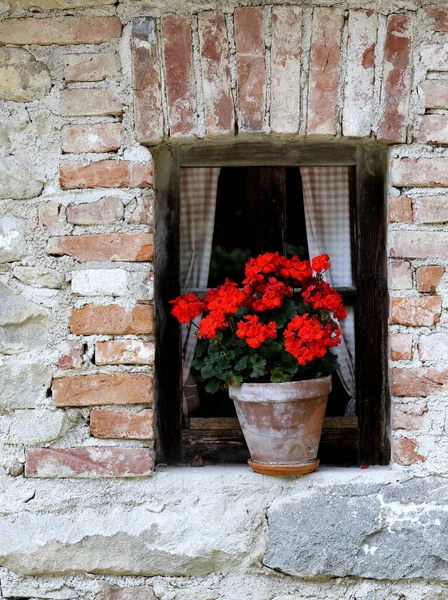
[
  {"x1": 62, "y1": 123, "x2": 122, "y2": 154},
  {"x1": 416, "y1": 115, "x2": 448, "y2": 144},
  {"x1": 393, "y1": 367, "x2": 448, "y2": 397},
  {"x1": 0, "y1": 47, "x2": 51, "y2": 102},
  {"x1": 0, "y1": 156, "x2": 43, "y2": 200},
  {"x1": 0, "y1": 282, "x2": 48, "y2": 354},
  {"x1": 70, "y1": 304, "x2": 154, "y2": 335},
  {"x1": 129, "y1": 196, "x2": 153, "y2": 225},
  {"x1": 13, "y1": 266, "x2": 65, "y2": 289},
  {"x1": 425, "y1": 5, "x2": 448, "y2": 31},
  {"x1": 419, "y1": 333, "x2": 448, "y2": 362},
  {"x1": 57, "y1": 340, "x2": 84, "y2": 370},
  {"x1": 391, "y1": 158, "x2": 448, "y2": 187},
  {"x1": 66, "y1": 197, "x2": 124, "y2": 225},
  {"x1": 389, "y1": 196, "x2": 412, "y2": 223},
  {"x1": 390, "y1": 333, "x2": 413, "y2": 361},
  {"x1": 60, "y1": 160, "x2": 153, "y2": 190},
  {"x1": 52, "y1": 373, "x2": 153, "y2": 407},
  {"x1": 8, "y1": 410, "x2": 68, "y2": 445},
  {"x1": 392, "y1": 437, "x2": 426, "y2": 466},
  {"x1": 10, "y1": 0, "x2": 115, "y2": 9},
  {"x1": 100, "y1": 583, "x2": 158, "y2": 600},
  {"x1": 421, "y1": 80, "x2": 448, "y2": 109},
  {"x1": 61, "y1": 89, "x2": 122, "y2": 117},
  {"x1": 390, "y1": 231, "x2": 448, "y2": 260},
  {"x1": 39, "y1": 203, "x2": 59, "y2": 227},
  {"x1": 0, "y1": 216, "x2": 26, "y2": 264},
  {"x1": 392, "y1": 402, "x2": 427, "y2": 431},
  {"x1": 71, "y1": 269, "x2": 128, "y2": 297},
  {"x1": 25, "y1": 447, "x2": 154, "y2": 478},
  {"x1": 96, "y1": 339, "x2": 155, "y2": 365},
  {"x1": 416, "y1": 265, "x2": 445, "y2": 293},
  {"x1": 414, "y1": 196, "x2": 448, "y2": 224},
  {"x1": 391, "y1": 297, "x2": 441, "y2": 326},
  {"x1": 390, "y1": 261, "x2": 412, "y2": 290},
  {"x1": 90, "y1": 408, "x2": 154, "y2": 439},
  {"x1": 0, "y1": 363, "x2": 52, "y2": 409},
  {"x1": 263, "y1": 477, "x2": 448, "y2": 579},
  {"x1": 47, "y1": 233, "x2": 154, "y2": 262},
  {"x1": 64, "y1": 53, "x2": 120, "y2": 83}
]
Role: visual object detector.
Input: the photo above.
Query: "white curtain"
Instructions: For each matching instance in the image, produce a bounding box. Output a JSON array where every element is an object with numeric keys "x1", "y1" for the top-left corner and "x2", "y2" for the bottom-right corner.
[
  {"x1": 300, "y1": 167, "x2": 356, "y2": 415},
  {"x1": 179, "y1": 167, "x2": 221, "y2": 414}
]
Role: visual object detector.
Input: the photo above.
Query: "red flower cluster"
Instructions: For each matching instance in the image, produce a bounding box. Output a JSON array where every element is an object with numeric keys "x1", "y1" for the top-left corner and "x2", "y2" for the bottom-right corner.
[
  {"x1": 196, "y1": 280, "x2": 247, "y2": 339},
  {"x1": 236, "y1": 315, "x2": 277, "y2": 348},
  {"x1": 170, "y1": 293, "x2": 203, "y2": 323},
  {"x1": 302, "y1": 280, "x2": 346, "y2": 320},
  {"x1": 243, "y1": 252, "x2": 312, "y2": 285},
  {"x1": 244, "y1": 277, "x2": 293, "y2": 312},
  {"x1": 283, "y1": 314, "x2": 341, "y2": 366},
  {"x1": 311, "y1": 253, "x2": 331, "y2": 273}
]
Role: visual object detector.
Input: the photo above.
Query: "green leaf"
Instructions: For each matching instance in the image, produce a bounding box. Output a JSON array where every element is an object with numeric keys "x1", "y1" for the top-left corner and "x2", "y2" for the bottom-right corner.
[
  {"x1": 229, "y1": 375, "x2": 243, "y2": 387},
  {"x1": 205, "y1": 378, "x2": 221, "y2": 394},
  {"x1": 270, "y1": 367, "x2": 291, "y2": 383},
  {"x1": 249, "y1": 354, "x2": 266, "y2": 379}
]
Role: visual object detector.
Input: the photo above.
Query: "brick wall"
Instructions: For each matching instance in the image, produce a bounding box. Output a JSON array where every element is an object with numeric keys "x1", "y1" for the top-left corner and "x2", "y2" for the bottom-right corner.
[{"x1": 1, "y1": 0, "x2": 448, "y2": 479}]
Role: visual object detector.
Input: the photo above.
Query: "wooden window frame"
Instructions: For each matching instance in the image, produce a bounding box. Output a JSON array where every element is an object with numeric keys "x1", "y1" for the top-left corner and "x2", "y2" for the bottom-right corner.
[{"x1": 153, "y1": 140, "x2": 390, "y2": 467}]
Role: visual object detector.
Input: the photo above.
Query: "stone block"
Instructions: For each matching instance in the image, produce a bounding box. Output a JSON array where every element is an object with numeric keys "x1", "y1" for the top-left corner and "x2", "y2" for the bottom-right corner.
[
  {"x1": 421, "y1": 80, "x2": 448, "y2": 109},
  {"x1": 161, "y1": 14, "x2": 196, "y2": 137},
  {"x1": 60, "y1": 160, "x2": 153, "y2": 190},
  {"x1": 96, "y1": 339, "x2": 155, "y2": 365},
  {"x1": 0, "y1": 156, "x2": 43, "y2": 200},
  {"x1": 198, "y1": 11, "x2": 234, "y2": 136},
  {"x1": 132, "y1": 18, "x2": 163, "y2": 144},
  {"x1": 62, "y1": 123, "x2": 122, "y2": 153},
  {"x1": 0, "y1": 48, "x2": 51, "y2": 102},
  {"x1": 390, "y1": 333, "x2": 412, "y2": 361},
  {"x1": 0, "y1": 363, "x2": 52, "y2": 409},
  {"x1": 342, "y1": 10, "x2": 377, "y2": 137},
  {"x1": 270, "y1": 7, "x2": 302, "y2": 134},
  {"x1": 90, "y1": 409, "x2": 153, "y2": 439},
  {"x1": 392, "y1": 402, "x2": 427, "y2": 430},
  {"x1": 389, "y1": 262, "x2": 412, "y2": 290},
  {"x1": 71, "y1": 269, "x2": 128, "y2": 297},
  {"x1": 100, "y1": 583, "x2": 158, "y2": 600},
  {"x1": 8, "y1": 409, "x2": 67, "y2": 445},
  {"x1": 234, "y1": 7, "x2": 266, "y2": 132},
  {"x1": 390, "y1": 231, "x2": 448, "y2": 260},
  {"x1": 420, "y1": 43, "x2": 448, "y2": 71},
  {"x1": 10, "y1": 0, "x2": 115, "y2": 9},
  {"x1": 64, "y1": 53, "x2": 120, "y2": 82},
  {"x1": 0, "y1": 17, "x2": 122, "y2": 45},
  {"x1": 13, "y1": 266, "x2": 65, "y2": 289},
  {"x1": 416, "y1": 265, "x2": 445, "y2": 292},
  {"x1": 307, "y1": 8, "x2": 343, "y2": 135},
  {"x1": 378, "y1": 15, "x2": 412, "y2": 142},
  {"x1": 47, "y1": 233, "x2": 154, "y2": 262},
  {"x1": 129, "y1": 196, "x2": 153, "y2": 225},
  {"x1": 390, "y1": 297, "x2": 441, "y2": 326},
  {"x1": 61, "y1": 89, "x2": 122, "y2": 117},
  {"x1": 52, "y1": 373, "x2": 153, "y2": 407},
  {"x1": 414, "y1": 196, "x2": 448, "y2": 224},
  {"x1": 39, "y1": 203, "x2": 59, "y2": 227},
  {"x1": 0, "y1": 282, "x2": 48, "y2": 354},
  {"x1": 419, "y1": 333, "x2": 448, "y2": 362},
  {"x1": 66, "y1": 197, "x2": 124, "y2": 225},
  {"x1": 57, "y1": 340, "x2": 84, "y2": 370},
  {"x1": 70, "y1": 304, "x2": 154, "y2": 335},
  {"x1": 25, "y1": 447, "x2": 154, "y2": 478},
  {"x1": 0, "y1": 216, "x2": 26, "y2": 264},
  {"x1": 389, "y1": 196, "x2": 412, "y2": 223}
]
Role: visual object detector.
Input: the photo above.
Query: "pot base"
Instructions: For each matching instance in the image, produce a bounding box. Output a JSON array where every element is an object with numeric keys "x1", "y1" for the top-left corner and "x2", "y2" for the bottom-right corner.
[{"x1": 248, "y1": 459, "x2": 320, "y2": 477}]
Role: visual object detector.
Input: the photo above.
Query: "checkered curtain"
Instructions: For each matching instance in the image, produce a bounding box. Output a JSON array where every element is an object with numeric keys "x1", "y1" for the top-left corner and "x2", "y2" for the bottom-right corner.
[
  {"x1": 300, "y1": 167, "x2": 356, "y2": 414},
  {"x1": 180, "y1": 168, "x2": 221, "y2": 405}
]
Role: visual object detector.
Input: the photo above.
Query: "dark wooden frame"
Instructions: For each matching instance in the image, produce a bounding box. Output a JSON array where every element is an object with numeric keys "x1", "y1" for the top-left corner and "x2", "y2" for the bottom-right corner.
[{"x1": 153, "y1": 140, "x2": 390, "y2": 466}]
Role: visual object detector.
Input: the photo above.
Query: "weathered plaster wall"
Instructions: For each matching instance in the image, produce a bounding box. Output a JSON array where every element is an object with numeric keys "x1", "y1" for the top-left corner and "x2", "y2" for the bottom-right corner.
[{"x1": 2, "y1": 0, "x2": 448, "y2": 597}]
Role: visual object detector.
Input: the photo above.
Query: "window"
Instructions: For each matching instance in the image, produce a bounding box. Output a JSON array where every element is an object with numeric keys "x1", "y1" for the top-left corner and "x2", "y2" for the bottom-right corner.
[{"x1": 154, "y1": 141, "x2": 390, "y2": 467}]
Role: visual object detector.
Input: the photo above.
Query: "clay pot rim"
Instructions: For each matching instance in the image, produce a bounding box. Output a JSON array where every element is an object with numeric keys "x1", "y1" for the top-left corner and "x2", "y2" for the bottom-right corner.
[{"x1": 229, "y1": 375, "x2": 332, "y2": 403}]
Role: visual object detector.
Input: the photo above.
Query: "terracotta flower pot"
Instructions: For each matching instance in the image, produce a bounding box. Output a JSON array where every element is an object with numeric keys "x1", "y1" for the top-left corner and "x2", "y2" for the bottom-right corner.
[{"x1": 228, "y1": 376, "x2": 331, "y2": 476}]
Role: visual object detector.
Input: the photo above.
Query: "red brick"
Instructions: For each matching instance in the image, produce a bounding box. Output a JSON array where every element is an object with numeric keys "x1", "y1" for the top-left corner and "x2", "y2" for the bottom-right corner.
[
  {"x1": 269, "y1": 7, "x2": 302, "y2": 134},
  {"x1": 198, "y1": 11, "x2": 234, "y2": 136},
  {"x1": 96, "y1": 340, "x2": 155, "y2": 365},
  {"x1": 70, "y1": 304, "x2": 154, "y2": 335},
  {"x1": 25, "y1": 447, "x2": 153, "y2": 478},
  {"x1": 61, "y1": 89, "x2": 122, "y2": 117},
  {"x1": 66, "y1": 197, "x2": 124, "y2": 225},
  {"x1": 419, "y1": 333, "x2": 448, "y2": 362},
  {"x1": 0, "y1": 17, "x2": 122, "y2": 45},
  {"x1": 414, "y1": 196, "x2": 448, "y2": 224},
  {"x1": 393, "y1": 367, "x2": 448, "y2": 397},
  {"x1": 38, "y1": 203, "x2": 59, "y2": 227},
  {"x1": 161, "y1": 14, "x2": 196, "y2": 137},
  {"x1": 390, "y1": 333, "x2": 413, "y2": 361},
  {"x1": 343, "y1": 10, "x2": 377, "y2": 137},
  {"x1": 132, "y1": 18, "x2": 163, "y2": 144},
  {"x1": 391, "y1": 158, "x2": 448, "y2": 187},
  {"x1": 416, "y1": 266, "x2": 445, "y2": 293},
  {"x1": 392, "y1": 437, "x2": 425, "y2": 465},
  {"x1": 58, "y1": 340, "x2": 84, "y2": 370},
  {"x1": 416, "y1": 115, "x2": 448, "y2": 144},
  {"x1": 424, "y1": 5, "x2": 448, "y2": 32},
  {"x1": 234, "y1": 7, "x2": 266, "y2": 132},
  {"x1": 378, "y1": 15, "x2": 412, "y2": 142},
  {"x1": 53, "y1": 373, "x2": 153, "y2": 407},
  {"x1": 390, "y1": 231, "x2": 448, "y2": 260},
  {"x1": 90, "y1": 409, "x2": 153, "y2": 439},
  {"x1": 391, "y1": 297, "x2": 441, "y2": 326},
  {"x1": 392, "y1": 402, "x2": 427, "y2": 430},
  {"x1": 307, "y1": 8, "x2": 343, "y2": 136},
  {"x1": 421, "y1": 80, "x2": 448, "y2": 109},
  {"x1": 60, "y1": 160, "x2": 153, "y2": 190},
  {"x1": 390, "y1": 262, "x2": 413, "y2": 290},
  {"x1": 129, "y1": 197, "x2": 153, "y2": 225},
  {"x1": 389, "y1": 196, "x2": 412, "y2": 223},
  {"x1": 47, "y1": 233, "x2": 154, "y2": 262},
  {"x1": 64, "y1": 53, "x2": 120, "y2": 83},
  {"x1": 62, "y1": 123, "x2": 122, "y2": 154}
]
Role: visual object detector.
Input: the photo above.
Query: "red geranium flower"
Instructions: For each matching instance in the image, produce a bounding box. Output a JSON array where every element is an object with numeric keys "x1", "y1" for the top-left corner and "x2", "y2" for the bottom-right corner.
[
  {"x1": 236, "y1": 315, "x2": 277, "y2": 348},
  {"x1": 311, "y1": 253, "x2": 331, "y2": 273},
  {"x1": 170, "y1": 293, "x2": 203, "y2": 323}
]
